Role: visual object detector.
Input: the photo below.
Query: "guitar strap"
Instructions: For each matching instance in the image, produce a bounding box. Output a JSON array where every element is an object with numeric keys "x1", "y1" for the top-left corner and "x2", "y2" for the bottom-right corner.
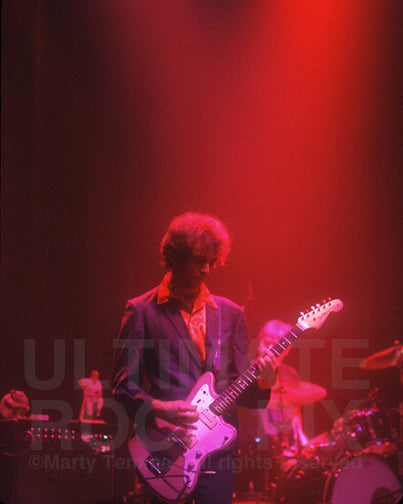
[{"x1": 213, "y1": 304, "x2": 222, "y2": 375}]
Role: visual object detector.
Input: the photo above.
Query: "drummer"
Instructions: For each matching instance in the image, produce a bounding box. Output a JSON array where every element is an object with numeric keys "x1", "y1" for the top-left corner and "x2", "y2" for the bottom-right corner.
[{"x1": 258, "y1": 319, "x2": 309, "y2": 454}]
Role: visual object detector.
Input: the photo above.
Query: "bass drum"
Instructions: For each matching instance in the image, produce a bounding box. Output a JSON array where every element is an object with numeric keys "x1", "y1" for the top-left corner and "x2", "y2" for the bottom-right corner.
[
  {"x1": 284, "y1": 454, "x2": 402, "y2": 504},
  {"x1": 324, "y1": 454, "x2": 402, "y2": 504}
]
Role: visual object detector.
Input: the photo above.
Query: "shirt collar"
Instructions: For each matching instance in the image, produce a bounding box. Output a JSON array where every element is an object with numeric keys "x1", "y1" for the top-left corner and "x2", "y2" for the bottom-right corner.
[{"x1": 157, "y1": 272, "x2": 218, "y2": 309}]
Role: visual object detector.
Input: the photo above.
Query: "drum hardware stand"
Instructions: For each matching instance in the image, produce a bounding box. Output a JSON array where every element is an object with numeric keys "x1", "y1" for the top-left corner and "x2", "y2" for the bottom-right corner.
[
  {"x1": 268, "y1": 406, "x2": 289, "y2": 504},
  {"x1": 359, "y1": 339, "x2": 403, "y2": 479},
  {"x1": 268, "y1": 436, "x2": 287, "y2": 504}
]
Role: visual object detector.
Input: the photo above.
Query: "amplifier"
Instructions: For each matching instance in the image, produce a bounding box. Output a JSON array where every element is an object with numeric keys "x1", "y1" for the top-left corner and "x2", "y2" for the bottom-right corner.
[{"x1": 0, "y1": 419, "x2": 119, "y2": 504}]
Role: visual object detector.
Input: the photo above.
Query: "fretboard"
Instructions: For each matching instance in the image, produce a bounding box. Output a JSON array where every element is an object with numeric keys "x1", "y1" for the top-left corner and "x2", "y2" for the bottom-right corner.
[{"x1": 209, "y1": 324, "x2": 304, "y2": 416}]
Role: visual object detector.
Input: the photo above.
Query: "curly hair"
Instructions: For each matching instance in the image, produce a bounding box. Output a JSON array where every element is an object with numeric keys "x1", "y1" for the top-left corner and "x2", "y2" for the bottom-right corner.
[{"x1": 160, "y1": 212, "x2": 231, "y2": 270}]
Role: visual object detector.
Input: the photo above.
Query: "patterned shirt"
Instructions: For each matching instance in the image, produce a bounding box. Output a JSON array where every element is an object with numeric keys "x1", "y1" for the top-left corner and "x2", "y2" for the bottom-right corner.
[{"x1": 156, "y1": 272, "x2": 218, "y2": 365}]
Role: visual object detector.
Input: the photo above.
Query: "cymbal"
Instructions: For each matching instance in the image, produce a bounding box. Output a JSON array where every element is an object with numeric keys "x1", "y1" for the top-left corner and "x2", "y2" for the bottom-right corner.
[
  {"x1": 269, "y1": 381, "x2": 327, "y2": 408},
  {"x1": 359, "y1": 342, "x2": 403, "y2": 370}
]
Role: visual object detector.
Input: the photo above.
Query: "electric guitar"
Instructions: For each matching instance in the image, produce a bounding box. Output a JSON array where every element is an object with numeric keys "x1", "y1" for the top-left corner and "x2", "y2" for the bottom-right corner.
[{"x1": 129, "y1": 298, "x2": 343, "y2": 502}]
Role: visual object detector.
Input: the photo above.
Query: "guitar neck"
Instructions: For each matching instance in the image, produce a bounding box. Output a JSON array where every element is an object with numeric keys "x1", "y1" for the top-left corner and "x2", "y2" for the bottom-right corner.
[{"x1": 210, "y1": 323, "x2": 304, "y2": 416}]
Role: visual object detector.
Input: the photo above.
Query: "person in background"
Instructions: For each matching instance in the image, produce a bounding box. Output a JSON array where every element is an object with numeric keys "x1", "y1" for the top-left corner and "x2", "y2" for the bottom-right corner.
[
  {"x1": 0, "y1": 389, "x2": 30, "y2": 419},
  {"x1": 258, "y1": 319, "x2": 309, "y2": 454},
  {"x1": 78, "y1": 370, "x2": 104, "y2": 419}
]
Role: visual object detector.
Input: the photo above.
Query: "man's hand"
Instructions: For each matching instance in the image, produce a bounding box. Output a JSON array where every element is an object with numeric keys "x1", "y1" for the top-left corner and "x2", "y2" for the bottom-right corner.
[
  {"x1": 256, "y1": 349, "x2": 279, "y2": 389},
  {"x1": 150, "y1": 399, "x2": 199, "y2": 428}
]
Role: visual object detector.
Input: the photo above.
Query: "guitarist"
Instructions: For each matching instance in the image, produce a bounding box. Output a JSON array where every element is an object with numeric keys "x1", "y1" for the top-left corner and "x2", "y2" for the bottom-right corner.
[{"x1": 112, "y1": 212, "x2": 279, "y2": 504}]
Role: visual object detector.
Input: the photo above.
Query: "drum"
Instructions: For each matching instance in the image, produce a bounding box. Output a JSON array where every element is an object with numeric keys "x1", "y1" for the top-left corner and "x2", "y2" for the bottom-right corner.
[
  {"x1": 331, "y1": 407, "x2": 395, "y2": 456},
  {"x1": 301, "y1": 431, "x2": 343, "y2": 465},
  {"x1": 325, "y1": 454, "x2": 402, "y2": 504},
  {"x1": 284, "y1": 454, "x2": 402, "y2": 504}
]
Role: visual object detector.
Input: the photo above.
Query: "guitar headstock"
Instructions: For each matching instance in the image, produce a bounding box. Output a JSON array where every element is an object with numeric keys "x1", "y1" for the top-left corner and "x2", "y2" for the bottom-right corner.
[{"x1": 297, "y1": 298, "x2": 343, "y2": 331}]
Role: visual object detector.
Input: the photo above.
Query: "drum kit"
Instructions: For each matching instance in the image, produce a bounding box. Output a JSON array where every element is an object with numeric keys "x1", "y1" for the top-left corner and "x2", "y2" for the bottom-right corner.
[{"x1": 234, "y1": 341, "x2": 403, "y2": 504}]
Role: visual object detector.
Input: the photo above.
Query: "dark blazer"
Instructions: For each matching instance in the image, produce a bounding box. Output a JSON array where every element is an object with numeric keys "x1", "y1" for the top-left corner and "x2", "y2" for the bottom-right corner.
[{"x1": 112, "y1": 286, "x2": 271, "y2": 429}]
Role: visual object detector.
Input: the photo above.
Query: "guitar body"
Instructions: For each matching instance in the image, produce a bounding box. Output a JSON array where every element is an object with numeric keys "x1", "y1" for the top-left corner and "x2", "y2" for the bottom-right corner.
[{"x1": 129, "y1": 372, "x2": 237, "y2": 502}]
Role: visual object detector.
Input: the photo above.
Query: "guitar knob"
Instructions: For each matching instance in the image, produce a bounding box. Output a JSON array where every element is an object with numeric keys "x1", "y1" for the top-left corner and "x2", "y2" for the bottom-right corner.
[{"x1": 195, "y1": 451, "x2": 202, "y2": 459}]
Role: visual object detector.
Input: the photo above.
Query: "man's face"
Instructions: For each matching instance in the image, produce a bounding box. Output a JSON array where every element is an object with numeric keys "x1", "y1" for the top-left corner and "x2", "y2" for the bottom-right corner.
[
  {"x1": 173, "y1": 254, "x2": 216, "y2": 290},
  {"x1": 258, "y1": 339, "x2": 289, "y2": 362}
]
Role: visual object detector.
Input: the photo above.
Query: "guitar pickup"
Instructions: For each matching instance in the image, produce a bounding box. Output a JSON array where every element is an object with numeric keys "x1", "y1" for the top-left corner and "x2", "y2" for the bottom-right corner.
[
  {"x1": 171, "y1": 431, "x2": 197, "y2": 449},
  {"x1": 170, "y1": 432, "x2": 187, "y2": 450},
  {"x1": 199, "y1": 409, "x2": 218, "y2": 429}
]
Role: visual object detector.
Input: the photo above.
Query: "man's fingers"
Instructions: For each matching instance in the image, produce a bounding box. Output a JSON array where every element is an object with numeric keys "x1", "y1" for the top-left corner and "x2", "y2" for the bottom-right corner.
[
  {"x1": 178, "y1": 402, "x2": 197, "y2": 413},
  {"x1": 174, "y1": 402, "x2": 199, "y2": 423}
]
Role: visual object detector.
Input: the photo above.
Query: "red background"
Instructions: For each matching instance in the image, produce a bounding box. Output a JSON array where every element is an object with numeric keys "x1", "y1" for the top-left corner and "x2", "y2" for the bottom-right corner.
[{"x1": 1, "y1": 1, "x2": 402, "y2": 438}]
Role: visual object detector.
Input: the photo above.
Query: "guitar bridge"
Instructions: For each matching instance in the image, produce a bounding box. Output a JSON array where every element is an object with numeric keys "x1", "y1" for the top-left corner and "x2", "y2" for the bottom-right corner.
[
  {"x1": 145, "y1": 452, "x2": 173, "y2": 476},
  {"x1": 145, "y1": 435, "x2": 186, "y2": 477}
]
